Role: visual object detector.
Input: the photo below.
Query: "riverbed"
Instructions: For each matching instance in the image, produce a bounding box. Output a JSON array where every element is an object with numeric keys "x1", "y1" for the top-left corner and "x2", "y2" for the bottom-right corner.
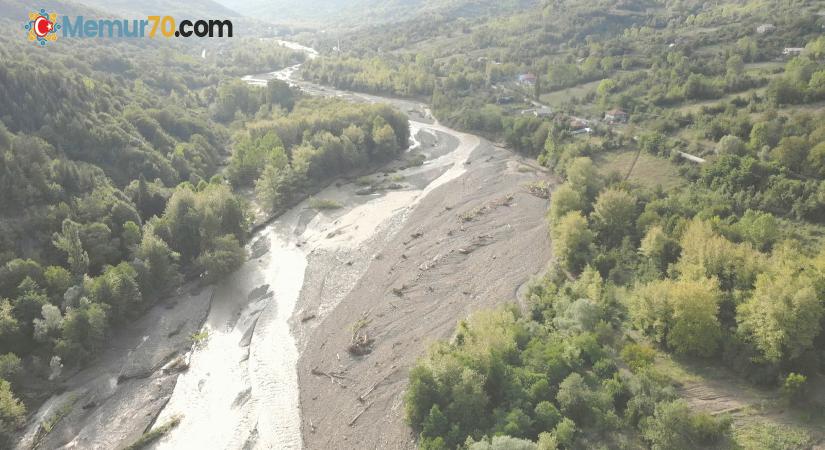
[
  {"x1": 17, "y1": 41, "x2": 553, "y2": 450},
  {"x1": 150, "y1": 60, "x2": 486, "y2": 448}
]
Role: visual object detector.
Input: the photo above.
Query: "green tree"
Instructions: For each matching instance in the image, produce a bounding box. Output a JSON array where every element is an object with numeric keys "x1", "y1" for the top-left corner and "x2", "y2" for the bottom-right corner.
[
  {"x1": 767, "y1": 77, "x2": 803, "y2": 105},
  {"x1": 406, "y1": 364, "x2": 440, "y2": 430},
  {"x1": 500, "y1": 408, "x2": 533, "y2": 438},
  {"x1": 748, "y1": 121, "x2": 781, "y2": 152},
  {"x1": 805, "y1": 36, "x2": 825, "y2": 60},
  {"x1": 121, "y1": 221, "x2": 143, "y2": 255},
  {"x1": 196, "y1": 235, "x2": 246, "y2": 282},
  {"x1": 597, "y1": 79, "x2": 616, "y2": 99},
  {"x1": 80, "y1": 222, "x2": 120, "y2": 274},
  {"x1": 228, "y1": 131, "x2": 288, "y2": 187},
  {"x1": 255, "y1": 165, "x2": 298, "y2": 212},
  {"x1": 553, "y1": 418, "x2": 576, "y2": 448},
  {"x1": 0, "y1": 300, "x2": 19, "y2": 353},
  {"x1": 629, "y1": 277, "x2": 722, "y2": 357},
  {"x1": 806, "y1": 141, "x2": 825, "y2": 177},
  {"x1": 12, "y1": 278, "x2": 48, "y2": 342},
  {"x1": 43, "y1": 266, "x2": 73, "y2": 300},
  {"x1": 86, "y1": 263, "x2": 142, "y2": 322},
  {"x1": 717, "y1": 135, "x2": 747, "y2": 156},
  {"x1": 771, "y1": 136, "x2": 809, "y2": 173},
  {"x1": 265, "y1": 79, "x2": 295, "y2": 110},
  {"x1": 737, "y1": 254, "x2": 824, "y2": 363},
  {"x1": 642, "y1": 400, "x2": 729, "y2": 450},
  {"x1": 536, "y1": 432, "x2": 558, "y2": 450},
  {"x1": 161, "y1": 188, "x2": 202, "y2": 263},
  {"x1": 676, "y1": 218, "x2": 764, "y2": 292},
  {"x1": 534, "y1": 401, "x2": 561, "y2": 432},
  {"x1": 372, "y1": 119, "x2": 399, "y2": 160},
  {"x1": 134, "y1": 230, "x2": 181, "y2": 300},
  {"x1": 809, "y1": 71, "x2": 825, "y2": 100},
  {"x1": 734, "y1": 210, "x2": 779, "y2": 251},
  {"x1": 52, "y1": 219, "x2": 89, "y2": 278},
  {"x1": 0, "y1": 354, "x2": 21, "y2": 381},
  {"x1": 556, "y1": 373, "x2": 593, "y2": 423},
  {"x1": 591, "y1": 188, "x2": 637, "y2": 247},
  {"x1": 0, "y1": 259, "x2": 44, "y2": 297},
  {"x1": 565, "y1": 157, "x2": 600, "y2": 201},
  {"x1": 422, "y1": 404, "x2": 449, "y2": 439},
  {"x1": 552, "y1": 212, "x2": 594, "y2": 273},
  {"x1": 0, "y1": 379, "x2": 25, "y2": 447},
  {"x1": 548, "y1": 183, "x2": 585, "y2": 224},
  {"x1": 540, "y1": 133, "x2": 561, "y2": 168},
  {"x1": 55, "y1": 299, "x2": 107, "y2": 364},
  {"x1": 639, "y1": 226, "x2": 680, "y2": 273}
]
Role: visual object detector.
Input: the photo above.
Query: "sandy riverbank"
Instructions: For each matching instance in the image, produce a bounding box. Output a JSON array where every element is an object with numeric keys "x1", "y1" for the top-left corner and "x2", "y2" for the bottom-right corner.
[
  {"x1": 15, "y1": 285, "x2": 214, "y2": 450},
  {"x1": 294, "y1": 136, "x2": 553, "y2": 449}
]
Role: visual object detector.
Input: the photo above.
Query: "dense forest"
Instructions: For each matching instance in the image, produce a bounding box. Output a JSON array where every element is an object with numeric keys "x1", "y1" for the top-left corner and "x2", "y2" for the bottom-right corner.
[
  {"x1": 0, "y1": 16, "x2": 410, "y2": 444},
  {"x1": 291, "y1": 0, "x2": 825, "y2": 448}
]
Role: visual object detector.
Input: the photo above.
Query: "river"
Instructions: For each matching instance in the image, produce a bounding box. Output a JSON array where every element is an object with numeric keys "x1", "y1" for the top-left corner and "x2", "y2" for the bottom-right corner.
[{"x1": 149, "y1": 41, "x2": 480, "y2": 449}]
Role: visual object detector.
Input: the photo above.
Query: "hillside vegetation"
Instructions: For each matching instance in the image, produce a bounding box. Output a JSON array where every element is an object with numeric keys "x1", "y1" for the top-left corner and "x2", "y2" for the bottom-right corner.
[
  {"x1": 295, "y1": 0, "x2": 825, "y2": 448},
  {"x1": 213, "y1": 0, "x2": 538, "y2": 27}
]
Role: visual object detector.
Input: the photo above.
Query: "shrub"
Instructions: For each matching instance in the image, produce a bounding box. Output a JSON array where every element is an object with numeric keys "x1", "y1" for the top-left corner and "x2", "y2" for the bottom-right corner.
[
  {"x1": 781, "y1": 373, "x2": 807, "y2": 403},
  {"x1": 620, "y1": 343, "x2": 656, "y2": 372},
  {"x1": 642, "y1": 400, "x2": 730, "y2": 449},
  {"x1": 308, "y1": 197, "x2": 343, "y2": 210}
]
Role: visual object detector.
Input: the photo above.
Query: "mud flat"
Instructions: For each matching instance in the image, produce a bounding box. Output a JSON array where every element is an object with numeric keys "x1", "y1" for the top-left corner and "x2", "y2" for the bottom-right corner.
[{"x1": 295, "y1": 136, "x2": 553, "y2": 449}]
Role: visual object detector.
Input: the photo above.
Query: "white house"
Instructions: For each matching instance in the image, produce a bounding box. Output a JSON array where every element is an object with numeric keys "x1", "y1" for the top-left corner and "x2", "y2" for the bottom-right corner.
[
  {"x1": 605, "y1": 109, "x2": 628, "y2": 123},
  {"x1": 757, "y1": 24, "x2": 775, "y2": 34}
]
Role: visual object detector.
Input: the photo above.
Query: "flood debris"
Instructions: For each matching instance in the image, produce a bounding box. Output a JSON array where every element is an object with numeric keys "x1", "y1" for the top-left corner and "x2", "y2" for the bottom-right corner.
[
  {"x1": 348, "y1": 401, "x2": 374, "y2": 426},
  {"x1": 347, "y1": 313, "x2": 375, "y2": 355},
  {"x1": 301, "y1": 313, "x2": 317, "y2": 323},
  {"x1": 310, "y1": 367, "x2": 348, "y2": 386},
  {"x1": 525, "y1": 180, "x2": 551, "y2": 199}
]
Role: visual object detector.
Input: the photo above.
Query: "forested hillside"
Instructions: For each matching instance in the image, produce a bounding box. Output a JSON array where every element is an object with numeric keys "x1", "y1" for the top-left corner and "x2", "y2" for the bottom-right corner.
[
  {"x1": 0, "y1": 0, "x2": 237, "y2": 18},
  {"x1": 213, "y1": 0, "x2": 537, "y2": 27},
  {"x1": 293, "y1": 0, "x2": 825, "y2": 448}
]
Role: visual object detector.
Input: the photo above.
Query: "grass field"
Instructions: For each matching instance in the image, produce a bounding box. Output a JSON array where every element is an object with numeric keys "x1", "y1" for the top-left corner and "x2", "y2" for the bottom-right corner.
[
  {"x1": 649, "y1": 344, "x2": 824, "y2": 450},
  {"x1": 593, "y1": 149, "x2": 685, "y2": 190},
  {"x1": 540, "y1": 79, "x2": 603, "y2": 107}
]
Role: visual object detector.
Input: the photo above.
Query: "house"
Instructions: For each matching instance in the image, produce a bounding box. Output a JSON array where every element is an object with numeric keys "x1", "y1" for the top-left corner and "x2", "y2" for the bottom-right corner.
[
  {"x1": 569, "y1": 118, "x2": 588, "y2": 130},
  {"x1": 757, "y1": 24, "x2": 775, "y2": 34},
  {"x1": 533, "y1": 106, "x2": 553, "y2": 118},
  {"x1": 783, "y1": 47, "x2": 805, "y2": 57},
  {"x1": 605, "y1": 108, "x2": 628, "y2": 123},
  {"x1": 518, "y1": 73, "x2": 537, "y2": 85}
]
